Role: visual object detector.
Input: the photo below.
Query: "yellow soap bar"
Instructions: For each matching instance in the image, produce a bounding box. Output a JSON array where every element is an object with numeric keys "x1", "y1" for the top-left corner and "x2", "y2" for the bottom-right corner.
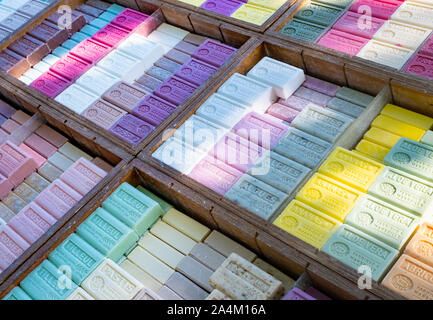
[
  {"x1": 381, "y1": 104, "x2": 433, "y2": 130},
  {"x1": 296, "y1": 173, "x2": 363, "y2": 222},
  {"x1": 119, "y1": 259, "x2": 163, "y2": 292},
  {"x1": 319, "y1": 147, "x2": 384, "y2": 192},
  {"x1": 150, "y1": 220, "x2": 197, "y2": 255},
  {"x1": 138, "y1": 232, "x2": 184, "y2": 269},
  {"x1": 274, "y1": 200, "x2": 341, "y2": 249},
  {"x1": 247, "y1": 0, "x2": 286, "y2": 11},
  {"x1": 363, "y1": 127, "x2": 401, "y2": 149},
  {"x1": 355, "y1": 139, "x2": 390, "y2": 162},
  {"x1": 231, "y1": 4, "x2": 275, "y2": 25},
  {"x1": 372, "y1": 115, "x2": 426, "y2": 141},
  {"x1": 178, "y1": 0, "x2": 206, "y2": 6},
  {"x1": 162, "y1": 208, "x2": 210, "y2": 242}
]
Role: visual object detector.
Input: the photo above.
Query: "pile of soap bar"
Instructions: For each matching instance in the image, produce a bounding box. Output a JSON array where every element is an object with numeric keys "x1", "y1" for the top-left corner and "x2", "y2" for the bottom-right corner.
[
  {"x1": 154, "y1": 56, "x2": 373, "y2": 221},
  {"x1": 3, "y1": 182, "x2": 304, "y2": 300},
  {"x1": 0, "y1": 0, "x2": 54, "y2": 44},
  {"x1": 178, "y1": 0, "x2": 285, "y2": 25}
]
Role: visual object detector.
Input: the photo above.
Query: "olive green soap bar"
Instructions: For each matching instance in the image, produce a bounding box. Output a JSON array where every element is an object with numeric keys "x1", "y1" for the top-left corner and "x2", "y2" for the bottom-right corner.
[
  {"x1": 3, "y1": 287, "x2": 32, "y2": 300},
  {"x1": 137, "y1": 185, "x2": 173, "y2": 214},
  {"x1": 279, "y1": 18, "x2": 326, "y2": 42},
  {"x1": 295, "y1": 1, "x2": 343, "y2": 27}
]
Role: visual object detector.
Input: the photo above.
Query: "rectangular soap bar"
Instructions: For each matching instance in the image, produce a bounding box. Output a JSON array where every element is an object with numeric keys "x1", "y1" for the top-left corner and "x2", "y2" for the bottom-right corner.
[
  {"x1": 82, "y1": 258, "x2": 144, "y2": 300},
  {"x1": 35, "y1": 125, "x2": 68, "y2": 149},
  {"x1": 204, "y1": 230, "x2": 257, "y2": 261},
  {"x1": 372, "y1": 115, "x2": 426, "y2": 141},
  {"x1": 420, "y1": 36, "x2": 433, "y2": 57},
  {"x1": 3, "y1": 287, "x2": 32, "y2": 300},
  {"x1": 146, "y1": 31, "x2": 181, "y2": 53},
  {"x1": 322, "y1": 224, "x2": 398, "y2": 281},
  {"x1": 192, "y1": 39, "x2": 236, "y2": 67},
  {"x1": 83, "y1": 99, "x2": 127, "y2": 129},
  {"x1": 293, "y1": 86, "x2": 332, "y2": 107},
  {"x1": 77, "y1": 67, "x2": 119, "y2": 96},
  {"x1": 150, "y1": 220, "x2": 197, "y2": 255},
  {"x1": 118, "y1": 34, "x2": 163, "y2": 64},
  {"x1": 190, "y1": 243, "x2": 226, "y2": 271},
  {"x1": 295, "y1": 1, "x2": 342, "y2": 26},
  {"x1": 422, "y1": 130, "x2": 433, "y2": 147},
  {"x1": 374, "y1": 20, "x2": 431, "y2": 50},
  {"x1": 131, "y1": 94, "x2": 175, "y2": 127},
  {"x1": 163, "y1": 208, "x2": 211, "y2": 242},
  {"x1": 405, "y1": 222, "x2": 433, "y2": 267},
  {"x1": 176, "y1": 255, "x2": 213, "y2": 292},
  {"x1": 283, "y1": 288, "x2": 315, "y2": 300},
  {"x1": 381, "y1": 104, "x2": 433, "y2": 130},
  {"x1": 67, "y1": 287, "x2": 95, "y2": 300},
  {"x1": 0, "y1": 202, "x2": 15, "y2": 223},
  {"x1": 364, "y1": 127, "x2": 401, "y2": 149},
  {"x1": 58, "y1": 142, "x2": 92, "y2": 162},
  {"x1": 175, "y1": 58, "x2": 217, "y2": 86},
  {"x1": 404, "y1": 53, "x2": 433, "y2": 80},
  {"x1": 392, "y1": 1, "x2": 433, "y2": 29},
  {"x1": 146, "y1": 66, "x2": 171, "y2": 81},
  {"x1": 24, "y1": 134, "x2": 57, "y2": 159},
  {"x1": 253, "y1": 259, "x2": 295, "y2": 293},
  {"x1": 69, "y1": 39, "x2": 111, "y2": 64},
  {"x1": 0, "y1": 49, "x2": 30, "y2": 78},
  {"x1": 303, "y1": 75, "x2": 340, "y2": 96},
  {"x1": 136, "y1": 186, "x2": 172, "y2": 214},
  {"x1": 231, "y1": 4, "x2": 275, "y2": 25},
  {"x1": 60, "y1": 158, "x2": 106, "y2": 195},
  {"x1": 274, "y1": 200, "x2": 341, "y2": 249},
  {"x1": 156, "y1": 23, "x2": 189, "y2": 40},
  {"x1": 28, "y1": 21, "x2": 69, "y2": 51},
  {"x1": 0, "y1": 141, "x2": 37, "y2": 187},
  {"x1": 267, "y1": 103, "x2": 300, "y2": 123},
  {"x1": 157, "y1": 285, "x2": 184, "y2": 300},
  {"x1": 166, "y1": 272, "x2": 209, "y2": 300},
  {"x1": 136, "y1": 74, "x2": 163, "y2": 92},
  {"x1": 97, "y1": 50, "x2": 146, "y2": 83},
  {"x1": 109, "y1": 114, "x2": 155, "y2": 146},
  {"x1": 25, "y1": 172, "x2": 49, "y2": 193},
  {"x1": 248, "y1": 0, "x2": 286, "y2": 10},
  {"x1": 382, "y1": 254, "x2": 433, "y2": 300},
  {"x1": 0, "y1": 13, "x2": 30, "y2": 32},
  {"x1": 71, "y1": 32, "x2": 90, "y2": 43},
  {"x1": 138, "y1": 232, "x2": 184, "y2": 269},
  {"x1": 47, "y1": 152, "x2": 73, "y2": 172},
  {"x1": 2, "y1": 192, "x2": 26, "y2": 214},
  {"x1": 201, "y1": 0, "x2": 243, "y2": 16},
  {"x1": 61, "y1": 39, "x2": 79, "y2": 51},
  {"x1": 30, "y1": 72, "x2": 72, "y2": 99},
  {"x1": 133, "y1": 288, "x2": 162, "y2": 300},
  {"x1": 9, "y1": 35, "x2": 50, "y2": 66},
  {"x1": 333, "y1": 11, "x2": 385, "y2": 39},
  {"x1": 0, "y1": 226, "x2": 29, "y2": 271},
  {"x1": 103, "y1": 81, "x2": 148, "y2": 112},
  {"x1": 327, "y1": 98, "x2": 365, "y2": 118},
  {"x1": 350, "y1": 0, "x2": 403, "y2": 20},
  {"x1": 279, "y1": 18, "x2": 326, "y2": 42},
  {"x1": 278, "y1": 95, "x2": 317, "y2": 112},
  {"x1": 47, "y1": 10, "x2": 86, "y2": 35},
  {"x1": 297, "y1": 173, "x2": 363, "y2": 221},
  {"x1": 119, "y1": 259, "x2": 163, "y2": 292},
  {"x1": 154, "y1": 76, "x2": 198, "y2": 106},
  {"x1": 91, "y1": 23, "x2": 131, "y2": 47},
  {"x1": 55, "y1": 84, "x2": 99, "y2": 114},
  {"x1": 111, "y1": 8, "x2": 148, "y2": 31},
  {"x1": 355, "y1": 140, "x2": 390, "y2": 162},
  {"x1": 318, "y1": 29, "x2": 369, "y2": 56}
]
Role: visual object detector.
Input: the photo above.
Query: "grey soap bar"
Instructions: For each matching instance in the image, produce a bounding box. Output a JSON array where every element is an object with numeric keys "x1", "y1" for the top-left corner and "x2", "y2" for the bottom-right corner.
[
  {"x1": 327, "y1": 97, "x2": 365, "y2": 118},
  {"x1": 165, "y1": 272, "x2": 209, "y2": 300},
  {"x1": 190, "y1": 243, "x2": 226, "y2": 271},
  {"x1": 176, "y1": 256, "x2": 213, "y2": 292},
  {"x1": 336, "y1": 87, "x2": 374, "y2": 107}
]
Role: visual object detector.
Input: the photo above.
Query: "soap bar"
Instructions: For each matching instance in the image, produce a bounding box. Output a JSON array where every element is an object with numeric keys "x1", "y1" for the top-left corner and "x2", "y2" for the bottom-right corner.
[
  {"x1": 136, "y1": 74, "x2": 163, "y2": 92},
  {"x1": 150, "y1": 220, "x2": 197, "y2": 255},
  {"x1": 248, "y1": 0, "x2": 285, "y2": 10},
  {"x1": 52, "y1": 47, "x2": 69, "y2": 58},
  {"x1": 3, "y1": 287, "x2": 32, "y2": 300},
  {"x1": 118, "y1": 34, "x2": 163, "y2": 64},
  {"x1": 247, "y1": 57, "x2": 305, "y2": 99},
  {"x1": 0, "y1": 13, "x2": 29, "y2": 32},
  {"x1": 249, "y1": 151, "x2": 310, "y2": 194},
  {"x1": 24, "y1": 134, "x2": 57, "y2": 158},
  {"x1": 350, "y1": 0, "x2": 403, "y2": 20},
  {"x1": 30, "y1": 72, "x2": 72, "y2": 99},
  {"x1": 327, "y1": 97, "x2": 365, "y2": 118},
  {"x1": 156, "y1": 23, "x2": 189, "y2": 40},
  {"x1": 297, "y1": 173, "x2": 363, "y2": 221},
  {"x1": 372, "y1": 115, "x2": 426, "y2": 141},
  {"x1": 253, "y1": 259, "x2": 295, "y2": 293},
  {"x1": 405, "y1": 222, "x2": 433, "y2": 267},
  {"x1": 119, "y1": 259, "x2": 163, "y2": 292},
  {"x1": 278, "y1": 95, "x2": 315, "y2": 111},
  {"x1": 274, "y1": 200, "x2": 341, "y2": 249},
  {"x1": 60, "y1": 158, "x2": 106, "y2": 195},
  {"x1": 25, "y1": 172, "x2": 49, "y2": 193},
  {"x1": 0, "y1": 141, "x2": 37, "y2": 187},
  {"x1": 318, "y1": 29, "x2": 369, "y2": 56},
  {"x1": 20, "y1": 260, "x2": 77, "y2": 300},
  {"x1": 9, "y1": 35, "x2": 50, "y2": 66},
  {"x1": 0, "y1": 49, "x2": 30, "y2": 77},
  {"x1": 0, "y1": 173, "x2": 13, "y2": 199},
  {"x1": 82, "y1": 258, "x2": 144, "y2": 300},
  {"x1": 28, "y1": 21, "x2": 69, "y2": 51},
  {"x1": 2, "y1": 192, "x2": 26, "y2": 214},
  {"x1": 279, "y1": 18, "x2": 326, "y2": 42},
  {"x1": 71, "y1": 32, "x2": 90, "y2": 43},
  {"x1": 364, "y1": 127, "x2": 401, "y2": 149},
  {"x1": 206, "y1": 289, "x2": 232, "y2": 300},
  {"x1": 138, "y1": 232, "x2": 184, "y2": 269},
  {"x1": 49, "y1": 233, "x2": 104, "y2": 284},
  {"x1": 163, "y1": 208, "x2": 211, "y2": 242},
  {"x1": 157, "y1": 285, "x2": 184, "y2": 300},
  {"x1": 131, "y1": 94, "x2": 175, "y2": 127},
  {"x1": 103, "y1": 81, "x2": 148, "y2": 112},
  {"x1": 47, "y1": 152, "x2": 73, "y2": 172},
  {"x1": 291, "y1": 104, "x2": 353, "y2": 143},
  {"x1": 347, "y1": 195, "x2": 419, "y2": 249},
  {"x1": 210, "y1": 253, "x2": 284, "y2": 300},
  {"x1": 67, "y1": 287, "x2": 95, "y2": 300},
  {"x1": 0, "y1": 202, "x2": 15, "y2": 223},
  {"x1": 392, "y1": 1, "x2": 433, "y2": 29},
  {"x1": 382, "y1": 254, "x2": 433, "y2": 300},
  {"x1": 319, "y1": 147, "x2": 384, "y2": 192},
  {"x1": 77, "y1": 68, "x2": 119, "y2": 96},
  {"x1": 333, "y1": 12, "x2": 385, "y2": 39},
  {"x1": 109, "y1": 114, "x2": 155, "y2": 146},
  {"x1": 0, "y1": 101, "x2": 16, "y2": 118},
  {"x1": 368, "y1": 166, "x2": 433, "y2": 217},
  {"x1": 1, "y1": 119, "x2": 19, "y2": 134},
  {"x1": 98, "y1": 50, "x2": 148, "y2": 83},
  {"x1": 231, "y1": 4, "x2": 274, "y2": 25},
  {"x1": 61, "y1": 39, "x2": 79, "y2": 51},
  {"x1": 356, "y1": 40, "x2": 414, "y2": 70},
  {"x1": 267, "y1": 103, "x2": 299, "y2": 123},
  {"x1": 77, "y1": 4, "x2": 104, "y2": 17},
  {"x1": 107, "y1": 4, "x2": 125, "y2": 14},
  {"x1": 201, "y1": 0, "x2": 243, "y2": 16},
  {"x1": 404, "y1": 54, "x2": 433, "y2": 80},
  {"x1": 381, "y1": 104, "x2": 433, "y2": 130},
  {"x1": 166, "y1": 272, "x2": 209, "y2": 300},
  {"x1": 136, "y1": 186, "x2": 172, "y2": 214},
  {"x1": 146, "y1": 66, "x2": 171, "y2": 81},
  {"x1": 175, "y1": 58, "x2": 217, "y2": 86},
  {"x1": 58, "y1": 142, "x2": 92, "y2": 162},
  {"x1": 146, "y1": 31, "x2": 181, "y2": 53},
  {"x1": 0, "y1": 226, "x2": 29, "y2": 270},
  {"x1": 303, "y1": 75, "x2": 340, "y2": 96},
  {"x1": 47, "y1": 10, "x2": 86, "y2": 35},
  {"x1": 217, "y1": 73, "x2": 273, "y2": 113},
  {"x1": 190, "y1": 243, "x2": 226, "y2": 271},
  {"x1": 374, "y1": 20, "x2": 431, "y2": 50},
  {"x1": 154, "y1": 76, "x2": 198, "y2": 106},
  {"x1": 111, "y1": 8, "x2": 148, "y2": 31},
  {"x1": 83, "y1": 99, "x2": 127, "y2": 129},
  {"x1": 422, "y1": 130, "x2": 433, "y2": 147},
  {"x1": 176, "y1": 255, "x2": 213, "y2": 292},
  {"x1": 225, "y1": 174, "x2": 288, "y2": 220},
  {"x1": 35, "y1": 125, "x2": 68, "y2": 149},
  {"x1": 273, "y1": 128, "x2": 332, "y2": 168},
  {"x1": 293, "y1": 86, "x2": 332, "y2": 107},
  {"x1": 295, "y1": 1, "x2": 342, "y2": 26},
  {"x1": 69, "y1": 39, "x2": 111, "y2": 64},
  {"x1": 133, "y1": 288, "x2": 162, "y2": 300},
  {"x1": 178, "y1": 0, "x2": 206, "y2": 6},
  {"x1": 205, "y1": 230, "x2": 257, "y2": 261},
  {"x1": 283, "y1": 288, "x2": 315, "y2": 300},
  {"x1": 77, "y1": 208, "x2": 139, "y2": 262},
  {"x1": 192, "y1": 39, "x2": 236, "y2": 67},
  {"x1": 55, "y1": 84, "x2": 99, "y2": 114},
  {"x1": 322, "y1": 224, "x2": 398, "y2": 281},
  {"x1": 420, "y1": 36, "x2": 433, "y2": 57}
]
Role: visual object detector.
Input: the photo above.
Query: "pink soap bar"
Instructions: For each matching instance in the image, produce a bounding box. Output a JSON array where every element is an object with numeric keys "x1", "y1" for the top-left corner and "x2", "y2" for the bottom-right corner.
[
  {"x1": 333, "y1": 11, "x2": 385, "y2": 39},
  {"x1": 1, "y1": 119, "x2": 20, "y2": 134},
  {"x1": 317, "y1": 29, "x2": 369, "y2": 56},
  {"x1": 8, "y1": 203, "x2": 57, "y2": 244},
  {"x1": 304, "y1": 287, "x2": 331, "y2": 300},
  {"x1": 35, "y1": 125, "x2": 68, "y2": 148},
  {"x1": 0, "y1": 141, "x2": 37, "y2": 187},
  {"x1": 69, "y1": 39, "x2": 111, "y2": 64},
  {"x1": 131, "y1": 94, "x2": 176, "y2": 127},
  {"x1": 192, "y1": 39, "x2": 236, "y2": 67},
  {"x1": 111, "y1": 8, "x2": 148, "y2": 31},
  {"x1": 293, "y1": 86, "x2": 332, "y2": 107},
  {"x1": 30, "y1": 72, "x2": 72, "y2": 98},
  {"x1": 278, "y1": 95, "x2": 314, "y2": 111},
  {"x1": 303, "y1": 75, "x2": 340, "y2": 97},
  {"x1": 19, "y1": 144, "x2": 46, "y2": 169},
  {"x1": 24, "y1": 134, "x2": 57, "y2": 159},
  {"x1": 34, "y1": 179, "x2": 82, "y2": 219},
  {"x1": 0, "y1": 173, "x2": 13, "y2": 200},
  {"x1": 283, "y1": 288, "x2": 316, "y2": 300},
  {"x1": 154, "y1": 76, "x2": 198, "y2": 106},
  {"x1": 0, "y1": 226, "x2": 30, "y2": 271},
  {"x1": 174, "y1": 58, "x2": 217, "y2": 86},
  {"x1": 60, "y1": 158, "x2": 107, "y2": 196},
  {"x1": 266, "y1": 103, "x2": 299, "y2": 123},
  {"x1": 188, "y1": 156, "x2": 243, "y2": 196},
  {"x1": 211, "y1": 132, "x2": 263, "y2": 173},
  {"x1": 232, "y1": 112, "x2": 288, "y2": 149},
  {"x1": 49, "y1": 54, "x2": 91, "y2": 81},
  {"x1": 134, "y1": 15, "x2": 158, "y2": 37},
  {"x1": 403, "y1": 54, "x2": 433, "y2": 80},
  {"x1": 349, "y1": 0, "x2": 403, "y2": 20},
  {"x1": 92, "y1": 23, "x2": 130, "y2": 47},
  {"x1": 420, "y1": 36, "x2": 433, "y2": 58}
]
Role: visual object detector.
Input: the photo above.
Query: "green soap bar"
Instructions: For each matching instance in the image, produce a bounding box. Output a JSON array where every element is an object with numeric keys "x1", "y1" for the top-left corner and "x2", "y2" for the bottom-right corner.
[
  {"x1": 322, "y1": 224, "x2": 398, "y2": 281},
  {"x1": 20, "y1": 260, "x2": 78, "y2": 300},
  {"x1": 279, "y1": 18, "x2": 326, "y2": 42},
  {"x1": 76, "y1": 207, "x2": 139, "y2": 262},
  {"x1": 314, "y1": 0, "x2": 353, "y2": 8},
  {"x1": 294, "y1": 1, "x2": 342, "y2": 27},
  {"x1": 137, "y1": 186, "x2": 173, "y2": 214},
  {"x1": 327, "y1": 97, "x2": 365, "y2": 118},
  {"x1": 102, "y1": 183, "x2": 162, "y2": 235},
  {"x1": 49, "y1": 233, "x2": 104, "y2": 285},
  {"x1": 385, "y1": 138, "x2": 433, "y2": 182},
  {"x1": 421, "y1": 130, "x2": 433, "y2": 147},
  {"x1": 3, "y1": 287, "x2": 32, "y2": 300},
  {"x1": 346, "y1": 195, "x2": 419, "y2": 249},
  {"x1": 336, "y1": 87, "x2": 374, "y2": 107},
  {"x1": 368, "y1": 167, "x2": 433, "y2": 217}
]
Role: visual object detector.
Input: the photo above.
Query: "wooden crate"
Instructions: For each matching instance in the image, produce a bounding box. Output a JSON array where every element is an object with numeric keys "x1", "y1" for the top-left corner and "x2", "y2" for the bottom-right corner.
[
  {"x1": 0, "y1": 0, "x2": 257, "y2": 156},
  {"x1": 0, "y1": 81, "x2": 133, "y2": 286},
  {"x1": 0, "y1": 158, "x2": 381, "y2": 300},
  {"x1": 139, "y1": 38, "x2": 411, "y2": 300}
]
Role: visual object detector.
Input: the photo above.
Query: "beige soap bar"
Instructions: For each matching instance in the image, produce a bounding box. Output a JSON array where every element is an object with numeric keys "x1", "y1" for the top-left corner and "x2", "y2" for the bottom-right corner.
[
  {"x1": 253, "y1": 259, "x2": 295, "y2": 293},
  {"x1": 58, "y1": 142, "x2": 92, "y2": 162},
  {"x1": 82, "y1": 259, "x2": 144, "y2": 300},
  {"x1": 119, "y1": 259, "x2": 163, "y2": 292},
  {"x1": 176, "y1": 256, "x2": 213, "y2": 292},
  {"x1": 210, "y1": 253, "x2": 284, "y2": 300},
  {"x1": 204, "y1": 230, "x2": 257, "y2": 262},
  {"x1": 133, "y1": 288, "x2": 162, "y2": 300},
  {"x1": 138, "y1": 232, "x2": 184, "y2": 269},
  {"x1": 150, "y1": 220, "x2": 197, "y2": 255},
  {"x1": 206, "y1": 289, "x2": 233, "y2": 300},
  {"x1": 190, "y1": 243, "x2": 226, "y2": 271},
  {"x1": 67, "y1": 287, "x2": 95, "y2": 300},
  {"x1": 356, "y1": 40, "x2": 414, "y2": 69},
  {"x1": 163, "y1": 208, "x2": 211, "y2": 242}
]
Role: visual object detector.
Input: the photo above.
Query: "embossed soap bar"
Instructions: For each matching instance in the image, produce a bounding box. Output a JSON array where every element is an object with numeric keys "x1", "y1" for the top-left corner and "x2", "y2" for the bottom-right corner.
[
  {"x1": 69, "y1": 39, "x2": 111, "y2": 65},
  {"x1": 201, "y1": 0, "x2": 243, "y2": 16},
  {"x1": 109, "y1": 114, "x2": 155, "y2": 146},
  {"x1": 279, "y1": 18, "x2": 326, "y2": 42},
  {"x1": 175, "y1": 58, "x2": 217, "y2": 86},
  {"x1": 318, "y1": 29, "x2": 369, "y2": 56},
  {"x1": 3, "y1": 287, "x2": 32, "y2": 300},
  {"x1": 0, "y1": 141, "x2": 37, "y2": 187},
  {"x1": 372, "y1": 115, "x2": 426, "y2": 141},
  {"x1": 192, "y1": 39, "x2": 236, "y2": 67},
  {"x1": 405, "y1": 222, "x2": 433, "y2": 267},
  {"x1": 333, "y1": 11, "x2": 385, "y2": 39},
  {"x1": 231, "y1": 4, "x2": 275, "y2": 25},
  {"x1": 60, "y1": 158, "x2": 106, "y2": 195},
  {"x1": 163, "y1": 208, "x2": 210, "y2": 242},
  {"x1": 381, "y1": 104, "x2": 433, "y2": 130},
  {"x1": 392, "y1": 1, "x2": 433, "y2": 29},
  {"x1": 350, "y1": 0, "x2": 403, "y2": 20},
  {"x1": 357, "y1": 40, "x2": 414, "y2": 70},
  {"x1": 327, "y1": 98, "x2": 365, "y2": 118},
  {"x1": 355, "y1": 139, "x2": 390, "y2": 162},
  {"x1": 31, "y1": 72, "x2": 72, "y2": 98},
  {"x1": 154, "y1": 76, "x2": 198, "y2": 106},
  {"x1": 295, "y1": 1, "x2": 342, "y2": 26},
  {"x1": 374, "y1": 20, "x2": 431, "y2": 50},
  {"x1": 83, "y1": 99, "x2": 127, "y2": 129}
]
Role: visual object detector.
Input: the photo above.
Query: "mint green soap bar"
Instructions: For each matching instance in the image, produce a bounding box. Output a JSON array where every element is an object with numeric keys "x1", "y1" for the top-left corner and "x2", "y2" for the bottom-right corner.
[
  {"x1": 3, "y1": 287, "x2": 32, "y2": 300},
  {"x1": 294, "y1": 2, "x2": 342, "y2": 27},
  {"x1": 20, "y1": 260, "x2": 78, "y2": 300},
  {"x1": 280, "y1": 18, "x2": 326, "y2": 42},
  {"x1": 322, "y1": 224, "x2": 398, "y2": 281},
  {"x1": 314, "y1": 0, "x2": 353, "y2": 8},
  {"x1": 102, "y1": 183, "x2": 162, "y2": 235},
  {"x1": 48, "y1": 233, "x2": 104, "y2": 285},
  {"x1": 76, "y1": 207, "x2": 139, "y2": 262},
  {"x1": 385, "y1": 138, "x2": 433, "y2": 182},
  {"x1": 137, "y1": 185, "x2": 172, "y2": 214}
]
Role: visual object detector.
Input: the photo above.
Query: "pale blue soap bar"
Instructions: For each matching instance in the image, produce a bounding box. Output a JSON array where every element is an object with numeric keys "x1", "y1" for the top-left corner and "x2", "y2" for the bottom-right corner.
[
  {"x1": 81, "y1": 25, "x2": 99, "y2": 37},
  {"x1": 52, "y1": 47, "x2": 69, "y2": 58},
  {"x1": 62, "y1": 40, "x2": 79, "y2": 51},
  {"x1": 3, "y1": 287, "x2": 32, "y2": 300},
  {"x1": 322, "y1": 224, "x2": 399, "y2": 281},
  {"x1": 107, "y1": 4, "x2": 125, "y2": 14},
  {"x1": 99, "y1": 11, "x2": 117, "y2": 22},
  {"x1": 137, "y1": 186, "x2": 173, "y2": 214},
  {"x1": 20, "y1": 260, "x2": 78, "y2": 300},
  {"x1": 48, "y1": 233, "x2": 104, "y2": 285},
  {"x1": 71, "y1": 32, "x2": 89, "y2": 43},
  {"x1": 90, "y1": 18, "x2": 109, "y2": 29},
  {"x1": 76, "y1": 207, "x2": 139, "y2": 262},
  {"x1": 102, "y1": 183, "x2": 162, "y2": 235}
]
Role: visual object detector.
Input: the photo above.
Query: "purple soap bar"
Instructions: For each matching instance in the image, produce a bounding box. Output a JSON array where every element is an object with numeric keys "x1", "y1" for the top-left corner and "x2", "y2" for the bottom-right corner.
[
  {"x1": 192, "y1": 40, "x2": 236, "y2": 67},
  {"x1": 293, "y1": 86, "x2": 332, "y2": 107},
  {"x1": 69, "y1": 39, "x2": 111, "y2": 64},
  {"x1": 278, "y1": 95, "x2": 314, "y2": 111},
  {"x1": 92, "y1": 23, "x2": 130, "y2": 47},
  {"x1": 111, "y1": 8, "x2": 148, "y2": 31},
  {"x1": 49, "y1": 54, "x2": 91, "y2": 81},
  {"x1": 131, "y1": 94, "x2": 176, "y2": 126},
  {"x1": 303, "y1": 75, "x2": 340, "y2": 97},
  {"x1": 403, "y1": 54, "x2": 433, "y2": 80},
  {"x1": 0, "y1": 101, "x2": 16, "y2": 119},
  {"x1": 304, "y1": 287, "x2": 331, "y2": 300},
  {"x1": 154, "y1": 76, "x2": 198, "y2": 106},
  {"x1": 30, "y1": 72, "x2": 72, "y2": 98},
  {"x1": 175, "y1": 58, "x2": 217, "y2": 86},
  {"x1": 200, "y1": 0, "x2": 243, "y2": 16},
  {"x1": 109, "y1": 114, "x2": 155, "y2": 146},
  {"x1": 283, "y1": 288, "x2": 316, "y2": 300},
  {"x1": 420, "y1": 36, "x2": 433, "y2": 58}
]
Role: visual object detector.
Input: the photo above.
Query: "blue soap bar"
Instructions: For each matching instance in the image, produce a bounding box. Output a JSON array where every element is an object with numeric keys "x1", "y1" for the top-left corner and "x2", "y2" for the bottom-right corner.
[{"x1": 3, "y1": 287, "x2": 32, "y2": 300}]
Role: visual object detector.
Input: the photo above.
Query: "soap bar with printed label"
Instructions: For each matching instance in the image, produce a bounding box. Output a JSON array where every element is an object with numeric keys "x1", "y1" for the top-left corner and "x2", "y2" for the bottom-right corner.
[
  {"x1": 295, "y1": 1, "x2": 343, "y2": 26},
  {"x1": 374, "y1": 20, "x2": 431, "y2": 50}
]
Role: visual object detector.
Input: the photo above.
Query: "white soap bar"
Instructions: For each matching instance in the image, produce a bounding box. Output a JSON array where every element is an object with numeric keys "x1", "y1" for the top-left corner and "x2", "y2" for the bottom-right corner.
[
  {"x1": 392, "y1": 1, "x2": 433, "y2": 29},
  {"x1": 1, "y1": 0, "x2": 28, "y2": 10},
  {"x1": 67, "y1": 287, "x2": 95, "y2": 300},
  {"x1": 42, "y1": 54, "x2": 60, "y2": 66},
  {"x1": 147, "y1": 30, "x2": 182, "y2": 50},
  {"x1": 118, "y1": 34, "x2": 164, "y2": 66},
  {"x1": 33, "y1": 61, "x2": 51, "y2": 73},
  {"x1": 24, "y1": 68, "x2": 42, "y2": 81},
  {"x1": 19, "y1": 75, "x2": 33, "y2": 85},
  {"x1": 97, "y1": 50, "x2": 147, "y2": 83},
  {"x1": 357, "y1": 40, "x2": 414, "y2": 69},
  {"x1": 247, "y1": 57, "x2": 305, "y2": 99},
  {"x1": 156, "y1": 23, "x2": 189, "y2": 40},
  {"x1": 0, "y1": 4, "x2": 14, "y2": 18},
  {"x1": 55, "y1": 84, "x2": 99, "y2": 114},
  {"x1": 77, "y1": 67, "x2": 119, "y2": 96}
]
